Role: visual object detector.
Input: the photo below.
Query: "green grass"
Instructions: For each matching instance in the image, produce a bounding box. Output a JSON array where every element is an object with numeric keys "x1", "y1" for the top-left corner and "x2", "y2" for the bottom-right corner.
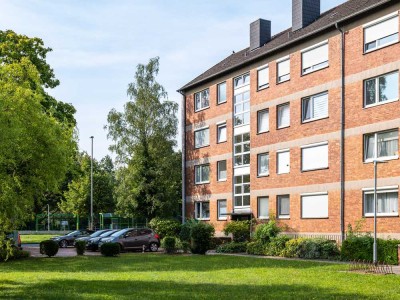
[
  {"x1": 0, "y1": 254, "x2": 399, "y2": 299},
  {"x1": 21, "y1": 234, "x2": 58, "y2": 244}
]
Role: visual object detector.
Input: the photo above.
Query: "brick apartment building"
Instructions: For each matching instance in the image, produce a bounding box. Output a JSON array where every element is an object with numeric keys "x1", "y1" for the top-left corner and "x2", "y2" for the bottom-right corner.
[{"x1": 178, "y1": 0, "x2": 400, "y2": 240}]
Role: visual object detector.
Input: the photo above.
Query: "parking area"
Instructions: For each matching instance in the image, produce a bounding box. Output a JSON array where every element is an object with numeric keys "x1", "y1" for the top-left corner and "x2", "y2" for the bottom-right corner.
[{"x1": 22, "y1": 244, "x2": 102, "y2": 257}]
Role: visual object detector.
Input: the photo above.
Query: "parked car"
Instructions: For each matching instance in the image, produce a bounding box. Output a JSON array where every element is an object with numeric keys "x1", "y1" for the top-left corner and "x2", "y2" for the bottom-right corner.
[
  {"x1": 99, "y1": 228, "x2": 160, "y2": 252},
  {"x1": 51, "y1": 230, "x2": 93, "y2": 248},
  {"x1": 75, "y1": 229, "x2": 111, "y2": 243},
  {"x1": 6, "y1": 231, "x2": 21, "y2": 250},
  {"x1": 86, "y1": 229, "x2": 119, "y2": 251}
]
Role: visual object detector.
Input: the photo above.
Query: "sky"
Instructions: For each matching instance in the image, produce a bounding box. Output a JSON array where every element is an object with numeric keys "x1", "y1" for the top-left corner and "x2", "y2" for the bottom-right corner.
[{"x1": 0, "y1": 0, "x2": 346, "y2": 160}]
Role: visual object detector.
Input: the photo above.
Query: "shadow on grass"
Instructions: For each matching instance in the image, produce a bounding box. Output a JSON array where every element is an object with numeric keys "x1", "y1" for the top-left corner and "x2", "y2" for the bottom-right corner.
[{"x1": 0, "y1": 278, "x2": 368, "y2": 300}]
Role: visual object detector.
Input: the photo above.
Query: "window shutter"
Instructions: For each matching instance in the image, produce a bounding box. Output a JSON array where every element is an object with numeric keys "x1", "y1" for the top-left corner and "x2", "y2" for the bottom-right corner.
[
  {"x1": 258, "y1": 110, "x2": 269, "y2": 132},
  {"x1": 302, "y1": 194, "x2": 328, "y2": 218},
  {"x1": 302, "y1": 43, "x2": 328, "y2": 69},
  {"x1": 278, "y1": 104, "x2": 290, "y2": 128},
  {"x1": 365, "y1": 16, "x2": 399, "y2": 44},
  {"x1": 313, "y1": 93, "x2": 328, "y2": 119},
  {"x1": 258, "y1": 67, "x2": 269, "y2": 88},
  {"x1": 278, "y1": 59, "x2": 290, "y2": 77},
  {"x1": 302, "y1": 143, "x2": 328, "y2": 171}
]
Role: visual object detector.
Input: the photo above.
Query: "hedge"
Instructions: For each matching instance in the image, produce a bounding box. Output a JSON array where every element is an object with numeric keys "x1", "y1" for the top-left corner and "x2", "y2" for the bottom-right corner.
[
  {"x1": 40, "y1": 240, "x2": 59, "y2": 257},
  {"x1": 216, "y1": 242, "x2": 247, "y2": 253},
  {"x1": 100, "y1": 242, "x2": 120, "y2": 257}
]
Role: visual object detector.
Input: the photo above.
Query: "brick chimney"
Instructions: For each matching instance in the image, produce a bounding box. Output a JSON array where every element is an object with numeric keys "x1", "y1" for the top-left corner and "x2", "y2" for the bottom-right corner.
[
  {"x1": 250, "y1": 19, "x2": 271, "y2": 51},
  {"x1": 292, "y1": 0, "x2": 320, "y2": 31}
]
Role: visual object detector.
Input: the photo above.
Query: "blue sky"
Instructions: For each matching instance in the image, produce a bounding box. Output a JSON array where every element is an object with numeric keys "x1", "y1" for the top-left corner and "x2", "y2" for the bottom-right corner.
[{"x1": 0, "y1": 0, "x2": 345, "y2": 159}]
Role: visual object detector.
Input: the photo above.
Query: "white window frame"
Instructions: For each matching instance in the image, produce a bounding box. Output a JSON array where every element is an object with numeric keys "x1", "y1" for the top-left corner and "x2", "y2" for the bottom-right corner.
[
  {"x1": 257, "y1": 152, "x2": 269, "y2": 177},
  {"x1": 301, "y1": 142, "x2": 329, "y2": 171},
  {"x1": 234, "y1": 91, "x2": 250, "y2": 127},
  {"x1": 277, "y1": 195, "x2": 290, "y2": 219},
  {"x1": 364, "y1": 129, "x2": 399, "y2": 162},
  {"x1": 217, "y1": 160, "x2": 227, "y2": 182},
  {"x1": 234, "y1": 133, "x2": 250, "y2": 167},
  {"x1": 217, "y1": 122, "x2": 227, "y2": 144},
  {"x1": 362, "y1": 186, "x2": 399, "y2": 217},
  {"x1": 257, "y1": 65, "x2": 269, "y2": 90},
  {"x1": 257, "y1": 109, "x2": 269, "y2": 133},
  {"x1": 301, "y1": 41, "x2": 329, "y2": 75},
  {"x1": 364, "y1": 13, "x2": 399, "y2": 53},
  {"x1": 302, "y1": 92, "x2": 329, "y2": 123},
  {"x1": 194, "y1": 164, "x2": 210, "y2": 184},
  {"x1": 277, "y1": 103, "x2": 290, "y2": 129},
  {"x1": 234, "y1": 73, "x2": 250, "y2": 89},
  {"x1": 234, "y1": 174, "x2": 250, "y2": 208},
  {"x1": 301, "y1": 192, "x2": 329, "y2": 219},
  {"x1": 258, "y1": 196, "x2": 269, "y2": 219},
  {"x1": 217, "y1": 199, "x2": 228, "y2": 220},
  {"x1": 194, "y1": 89, "x2": 210, "y2": 112},
  {"x1": 277, "y1": 56, "x2": 290, "y2": 83},
  {"x1": 217, "y1": 82, "x2": 227, "y2": 104},
  {"x1": 364, "y1": 71, "x2": 399, "y2": 108},
  {"x1": 195, "y1": 201, "x2": 210, "y2": 220},
  {"x1": 194, "y1": 127, "x2": 209, "y2": 149},
  {"x1": 277, "y1": 149, "x2": 290, "y2": 174}
]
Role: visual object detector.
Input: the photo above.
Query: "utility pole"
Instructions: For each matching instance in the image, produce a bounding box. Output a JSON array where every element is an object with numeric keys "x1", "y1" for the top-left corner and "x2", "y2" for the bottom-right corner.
[{"x1": 90, "y1": 136, "x2": 94, "y2": 230}]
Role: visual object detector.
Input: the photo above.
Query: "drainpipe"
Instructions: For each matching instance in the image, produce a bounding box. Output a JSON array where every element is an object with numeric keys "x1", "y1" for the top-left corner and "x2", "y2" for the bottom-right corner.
[
  {"x1": 335, "y1": 22, "x2": 345, "y2": 242},
  {"x1": 178, "y1": 90, "x2": 186, "y2": 224}
]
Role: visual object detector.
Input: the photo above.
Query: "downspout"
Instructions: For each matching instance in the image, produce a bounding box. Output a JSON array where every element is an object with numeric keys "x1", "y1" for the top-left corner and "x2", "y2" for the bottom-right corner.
[
  {"x1": 178, "y1": 90, "x2": 186, "y2": 224},
  {"x1": 335, "y1": 23, "x2": 345, "y2": 242}
]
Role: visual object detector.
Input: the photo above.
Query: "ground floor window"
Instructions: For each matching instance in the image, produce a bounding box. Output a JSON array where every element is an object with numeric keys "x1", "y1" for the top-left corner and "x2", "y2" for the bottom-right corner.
[
  {"x1": 301, "y1": 193, "x2": 328, "y2": 219},
  {"x1": 217, "y1": 200, "x2": 227, "y2": 220},
  {"x1": 195, "y1": 202, "x2": 210, "y2": 220},
  {"x1": 277, "y1": 195, "x2": 290, "y2": 218},
  {"x1": 364, "y1": 189, "x2": 398, "y2": 216},
  {"x1": 258, "y1": 197, "x2": 269, "y2": 219}
]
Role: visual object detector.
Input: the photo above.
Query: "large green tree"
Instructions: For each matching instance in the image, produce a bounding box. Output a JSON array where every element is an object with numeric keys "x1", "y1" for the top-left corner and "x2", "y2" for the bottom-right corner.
[{"x1": 106, "y1": 57, "x2": 181, "y2": 219}]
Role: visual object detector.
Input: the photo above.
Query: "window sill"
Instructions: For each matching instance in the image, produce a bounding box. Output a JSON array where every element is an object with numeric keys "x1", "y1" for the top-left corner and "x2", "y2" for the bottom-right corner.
[
  {"x1": 257, "y1": 174, "x2": 269, "y2": 178},
  {"x1": 194, "y1": 144, "x2": 210, "y2": 150},
  {"x1": 301, "y1": 167, "x2": 329, "y2": 173},
  {"x1": 217, "y1": 179, "x2": 227, "y2": 182},
  {"x1": 217, "y1": 100, "x2": 227, "y2": 105},
  {"x1": 257, "y1": 130, "x2": 270, "y2": 135},
  {"x1": 258, "y1": 217, "x2": 269, "y2": 220},
  {"x1": 234, "y1": 165, "x2": 250, "y2": 169},
  {"x1": 364, "y1": 98, "x2": 399, "y2": 109},
  {"x1": 276, "y1": 78, "x2": 290, "y2": 85},
  {"x1": 302, "y1": 116, "x2": 329, "y2": 124},
  {"x1": 364, "y1": 156, "x2": 399, "y2": 164},
  {"x1": 364, "y1": 213, "x2": 398, "y2": 218},
  {"x1": 278, "y1": 216, "x2": 290, "y2": 219},
  {"x1": 301, "y1": 217, "x2": 329, "y2": 219},
  {"x1": 257, "y1": 85, "x2": 269, "y2": 92},
  {"x1": 196, "y1": 218, "x2": 210, "y2": 221},
  {"x1": 277, "y1": 172, "x2": 290, "y2": 175},
  {"x1": 195, "y1": 181, "x2": 210, "y2": 185},
  {"x1": 277, "y1": 125, "x2": 290, "y2": 130},
  {"x1": 363, "y1": 40, "x2": 399, "y2": 55},
  {"x1": 301, "y1": 65, "x2": 329, "y2": 76},
  {"x1": 217, "y1": 218, "x2": 228, "y2": 221},
  {"x1": 194, "y1": 106, "x2": 210, "y2": 113},
  {"x1": 217, "y1": 140, "x2": 227, "y2": 144}
]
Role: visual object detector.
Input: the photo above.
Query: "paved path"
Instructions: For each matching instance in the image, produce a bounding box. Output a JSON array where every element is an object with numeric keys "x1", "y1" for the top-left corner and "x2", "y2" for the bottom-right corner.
[{"x1": 22, "y1": 243, "x2": 101, "y2": 257}]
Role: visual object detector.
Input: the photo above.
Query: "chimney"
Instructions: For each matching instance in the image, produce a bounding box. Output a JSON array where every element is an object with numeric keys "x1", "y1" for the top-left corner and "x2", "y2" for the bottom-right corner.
[
  {"x1": 292, "y1": 0, "x2": 320, "y2": 31},
  {"x1": 250, "y1": 19, "x2": 271, "y2": 51}
]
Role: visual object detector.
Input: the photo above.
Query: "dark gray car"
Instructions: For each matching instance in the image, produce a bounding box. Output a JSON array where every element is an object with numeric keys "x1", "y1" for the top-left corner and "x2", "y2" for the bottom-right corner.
[
  {"x1": 86, "y1": 229, "x2": 119, "y2": 251},
  {"x1": 99, "y1": 228, "x2": 160, "y2": 252},
  {"x1": 51, "y1": 230, "x2": 93, "y2": 248}
]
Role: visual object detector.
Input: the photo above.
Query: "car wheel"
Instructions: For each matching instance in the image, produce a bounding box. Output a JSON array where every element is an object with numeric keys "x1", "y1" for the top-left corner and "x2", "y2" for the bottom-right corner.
[
  {"x1": 60, "y1": 240, "x2": 68, "y2": 248},
  {"x1": 149, "y1": 242, "x2": 158, "y2": 252}
]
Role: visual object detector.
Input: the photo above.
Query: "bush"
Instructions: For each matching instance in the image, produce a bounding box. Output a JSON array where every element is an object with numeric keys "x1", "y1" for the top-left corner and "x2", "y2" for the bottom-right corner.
[
  {"x1": 180, "y1": 241, "x2": 191, "y2": 253},
  {"x1": 223, "y1": 220, "x2": 250, "y2": 242},
  {"x1": 264, "y1": 235, "x2": 291, "y2": 256},
  {"x1": 281, "y1": 238, "x2": 305, "y2": 258},
  {"x1": 190, "y1": 222, "x2": 215, "y2": 254},
  {"x1": 39, "y1": 240, "x2": 59, "y2": 257},
  {"x1": 100, "y1": 242, "x2": 120, "y2": 257},
  {"x1": 281, "y1": 238, "x2": 339, "y2": 259},
  {"x1": 246, "y1": 241, "x2": 265, "y2": 255},
  {"x1": 216, "y1": 242, "x2": 247, "y2": 253},
  {"x1": 341, "y1": 236, "x2": 400, "y2": 264},
  {"x1": 75, "y1": 240, "x2": 86, "y2": 256},
  {"x1": 210, "y1": 237, "x2": 232, "y2": 249},
  {"x1": 149, "y1": 218, "x2": 181, "y2": 238},
  {"x1": 179, "y1": 219, "x2": 199, "y2": 242},
  {"x1": 0, "y1": 248, "x2": 30, "y2": 261},
  {"x1": 162, "y1": 236, "x2": 176, "y2": 254},
  {"x1": 253, "y1": 220, "x2": 281, "y2": 244}
]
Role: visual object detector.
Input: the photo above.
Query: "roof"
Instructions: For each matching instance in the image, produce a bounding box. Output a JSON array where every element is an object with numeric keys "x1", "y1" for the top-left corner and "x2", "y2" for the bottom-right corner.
[{"x1": 179, "y1": 0, "x2": 392, "y2": 92}]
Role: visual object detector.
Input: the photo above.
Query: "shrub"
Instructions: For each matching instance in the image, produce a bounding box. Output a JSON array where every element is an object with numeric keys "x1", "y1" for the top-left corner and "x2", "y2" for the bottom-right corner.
[
  {"x1": 223, "y1": 220, "x2": 250, "y2": 242},
  {"x1": 179, "y1": 219, "x2": 199, "y2": 242},
  {"x1": 253, "y1": 220, "x2": 281, "y2": 244},
  {"x1": 190, "y1": 222, "x2": 215, "y2": 254},
  {"x1": 175, "y1": 239, "x2": 191, "y2": 253},
  {"x1": 264, "y1": 235, "x2": 291, "y2": 256},
  {"x1": 75, "y1": 240, "x2": 86, "y2": 256},
  {"x1": 216, "y1": 242, "x2": 247, "y2": 253},
  {"x1": 246, "y1": 241, "x2": 265, "y2": 255},
  {"x1": 281, "y1": 238, "x2": 306, "y2": 258},
  {"x1": 210, "y1": 237, "x2": 232, "y2": 249},
  {"x1": 0, "y1": 248, "x2": 30, "y2": 261},
  {"x1": 341, "y1": 236, "x2": 400, "y2": 264},
  {"x1": 100, "y1": 242, "x2": 120, "y2": 257},
  {"x1": 39, "y1": 240, "x2": 59, "y2": 257},
  {"x1": 297, "y1": 238, "x2": 339, "y2": 259},
  {"x1": 162, "y1": 236, "x2": 176, "y2": 254},
  {"x1": 149, "y1": 218, "x2": 181, "y2": 238}
]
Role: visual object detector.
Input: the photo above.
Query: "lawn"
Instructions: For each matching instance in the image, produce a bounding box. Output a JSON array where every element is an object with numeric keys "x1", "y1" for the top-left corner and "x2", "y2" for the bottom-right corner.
[
  {"x1": 0, "y1": 254, "x2": 400, "y2": 299},
  {"x1": 20, "y1": 234, "x2": 59, "y2": 244}
]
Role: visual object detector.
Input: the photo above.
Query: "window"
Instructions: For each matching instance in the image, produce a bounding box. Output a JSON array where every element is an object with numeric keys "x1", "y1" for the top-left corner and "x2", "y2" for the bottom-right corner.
[
  {"x1": 217, "y1": 123, "x2": 227, "y2": 143},
  {"x1": 257, "y1": 66, "x2": 269, "y2": 90},
  {"x1": 302, "y1": 42, "x2": 329, "y2": 75},
  {"x1": 194, "y1": 128, "x2": 209, "y2": 149},
  {"x1": 234, "y1": 91, "x2": 250, "y2": 126},
  {"x1": 195, "y1": 202, "x2": 210, "y2": 220},
  {"x1": 257, "y1": 109, "x2": 269, "y2": 133},
  {"x1": 364, "y1": 14, "x2": 399, "y2": 53},
  {"x1": 234, "y1": 174, "x2": 250, "y2": 208},
  {"x1": 234, "y1": 133, "x2": 250, "y2": 167},
  {"x1": 258, "y1": 197, "x2": 269, "y2": 219},
  {"x1": 301, "y1": 142, "x2": 328, "y2": 171},
  {"x1": 234, "y1": 73, "x2": 250, "y2": 89},
  {"x1": 277, "y1": 150, "x2": 290, "y2": 174},
  {"x1": 217, "y1": 160, "x2": 227, "y2": 181},
  {"x1": 364, "y1": 72, "x2": 399, "y2": 107},
  {"x1": 277, "y1": 103, "x2": 290, "y2": 129},
  {"x1": 217, "y1": 200, "x2": 227, "y2": 220},
  {"x1": 194, "y1": 89, "x2": 209, "y2": 111},
  {"x1": 302, "y1": 92, "x2": 328, "y2": 122},
  {"x1": 364, "y1": 188, "x2": 398, "y2": 216},
  {"x1": 364, "y1": 129, "x2": 398, "y2": 162},
  {"x1": 195, "y1": 164, "x2": 210, "y2": 184},
  {"x1": 257, "y1": 153, "x2": 269, "y2": 176},
  {"x1": 277, "y1": 195, "x2": 290, "y2": 218},
  {"x1": 301, "y1": 193, "x2": 328, "y2": 219},
  {"x1": 277, "y1": 57, "x2": 290, "y2": 83},
  {"x1": 217, "y1": 82, "x2": 227, "y2": 104}
]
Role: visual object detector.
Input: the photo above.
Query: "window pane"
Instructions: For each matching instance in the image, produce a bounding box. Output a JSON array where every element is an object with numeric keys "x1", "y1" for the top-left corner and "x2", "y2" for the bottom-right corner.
[
  {"x1": 377, "y1": 130, "x2": 398, "y2": 158},
  {"x1": 243, "y1": 133, "x2": 250, "y2": 142},
  {"x1": 258, "y1": 110, "x2": 269, "y2": 133},
  {"x1": 218, "y1": 82, "x2": 226, "y2": 103},
  {"x1": 258, "y1": 67, "x2": 269, "y2": 88},
  {"x1": 365, "y1": 78, "x2": 376, "y2": 106},
  {"x1": 258, "y1": 197, "x2": 269, "y2": 218},
  {"x1": 243, "y1": 74, "x2": 250, "y2": 85},
  {"x1": 258, "y1": 153, "x2": 269, "y2": 175},
  {"x1": 379, "y1": 72, "x2": 399, "y2": 102},
  {"x1": 218, "y1": 125, "x2": 227, "y2": 143},
  {"x1": 218, "y1": 161, "x2": 227, "y2": 181},
  {"x1": 195, "y1": 93, "x2": 201, "y2": 111},
  {"x1": 278, "y1": 104, "x2": 290, "y2": 128},
  {"x1": 243, "y1": 91, "x2": 250, "y2": 101},
  {"x1": 243, "y1": 195, "x2": 250, "y2": 206},
  {"x1": 234, "y1": 176, "x2": 242, "y2": 184},
  {"x1": 235, "y1": 104, "x2": 243, "y2": 114},
  {"x1": 202, "y1": 90, "x2": 209, "y2": 108},
  {"x1": 234, "y1": 135, "x2": 242, "y2": 144},
  {"x1": 378, "y1": 192, "x2": 398, "y2": 213},
  {"x1": 234, "y1": 77, "x2": 242, "y2": 88},
  {"x1": 202, "y1": 165, "x2": 210, "y2": 182},
  {"x1": 278, "y1": 196, "x2": 290, "y2": 216},
  {"x1": 235, "y1": 196, "x2": 242, "y2": 207},
  {"x1": 195, "y1": 166, "x2": 201, "y2": 183},
  {"x1": 243, "y1": 184, "x2": 250, "y2": 194},
  {"x1": 218, "y1": 200, "x2": 227, "y2": 219},
  {"x1": 202, "y1": 202, "x2": 210, "y2": 219},
  {"x1": 364, "y1": 134, "x2": 375, "y2": 160},
  {"x1": 302, "y1": 98, "x2": 311, "y2": 121},
  {"x1": 365, "y1": 193, "x2": 374, "y2": 214},
  {"x1": 243, "y1": 174, "x2": 250, "y2": 183},
  {"x1": 243, "y1": 154, "x2": 250, "y2": 165}
]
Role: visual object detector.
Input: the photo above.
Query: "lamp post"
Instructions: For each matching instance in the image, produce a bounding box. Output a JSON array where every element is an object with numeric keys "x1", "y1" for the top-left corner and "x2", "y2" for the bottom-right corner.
[
  {"x1": 90, "y1": 136, "x2": 94, "y2": 230},
  {"x1": 373, "y1": 159, "x2": 387, "y2": 265}
]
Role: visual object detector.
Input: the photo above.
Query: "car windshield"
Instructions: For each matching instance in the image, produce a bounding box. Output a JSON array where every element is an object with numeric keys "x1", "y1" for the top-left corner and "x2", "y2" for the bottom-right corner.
[
  {"x1": 66, "y1": 231, "x2": 81, "y2": 236},
  {"x1": 110, "y1": 229, "x2": 127, "y2": 237},
  {"x1": 101, "y1": 230, "x2": 117, "y2": 237},
  {"x1": 90, "y1": 230, "x2": 107, "y2": 238}
]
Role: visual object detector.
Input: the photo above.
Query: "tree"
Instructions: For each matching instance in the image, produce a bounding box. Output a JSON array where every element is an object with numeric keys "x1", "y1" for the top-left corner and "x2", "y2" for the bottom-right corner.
[{"x1": 106, "y1": 57, "x2": 181, "y2": 219}]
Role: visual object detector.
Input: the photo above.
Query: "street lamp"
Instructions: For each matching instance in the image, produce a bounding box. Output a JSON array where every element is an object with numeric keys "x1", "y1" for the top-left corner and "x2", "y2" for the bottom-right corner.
[
  {"x1": 373, "y1": 159, "x2": 387, "y2": 265},
  {"x1": 90, "y1": 136, "x2": 94, "y2": 230}
]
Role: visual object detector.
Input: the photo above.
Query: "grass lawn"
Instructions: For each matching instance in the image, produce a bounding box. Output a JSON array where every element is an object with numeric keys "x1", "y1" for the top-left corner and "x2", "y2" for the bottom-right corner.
[
  {"x1": 1, "y1": 254, "x2": 400, "y2": 299},
  {"x1": 21, "y1": 234, "x2": 59, "y2": 244}
]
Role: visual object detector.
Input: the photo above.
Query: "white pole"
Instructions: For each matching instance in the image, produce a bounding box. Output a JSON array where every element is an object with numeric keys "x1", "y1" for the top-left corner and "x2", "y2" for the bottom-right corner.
[
  {"x1": 373, "y1": 160, "x2": 378, "y2": 265},
  {"x1": 90, "y1": 136, "x2": 94, "y2": 230}
]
